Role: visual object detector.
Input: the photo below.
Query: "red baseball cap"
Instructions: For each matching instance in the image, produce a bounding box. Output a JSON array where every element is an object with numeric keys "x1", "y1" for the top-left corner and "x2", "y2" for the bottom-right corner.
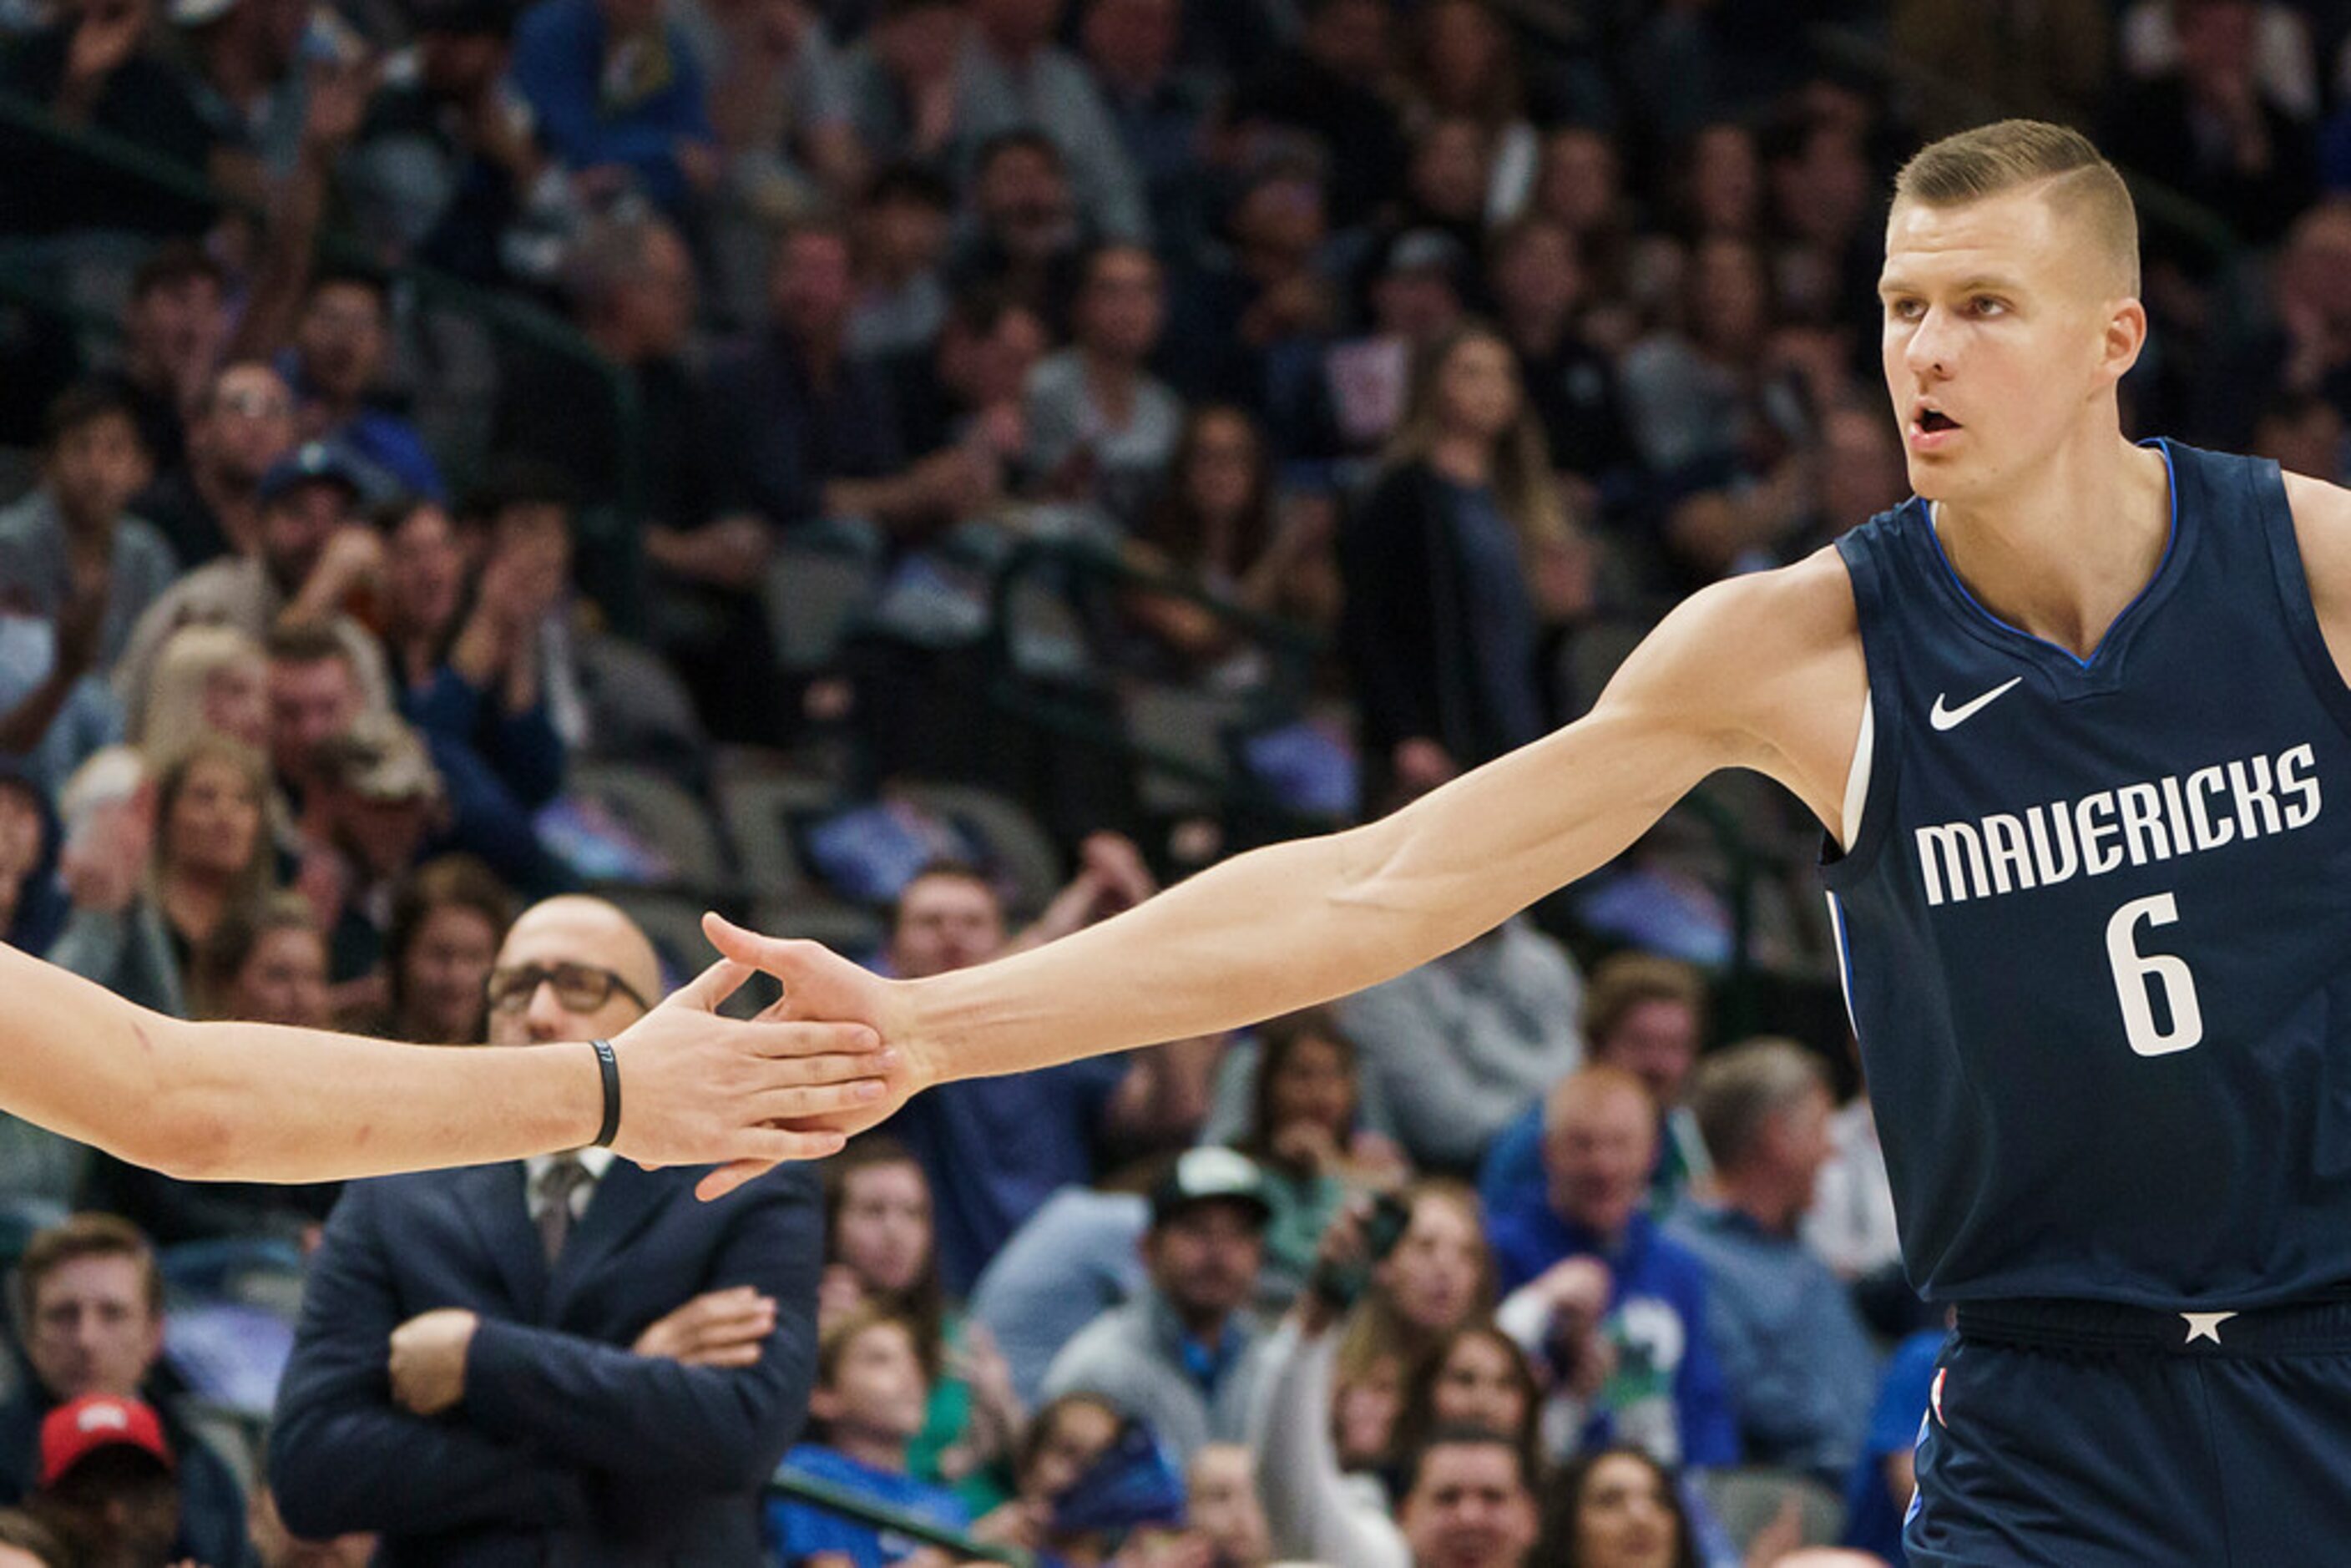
[{"x1": 38, "y1": 1394, "x2": 174, "y2": 1487}]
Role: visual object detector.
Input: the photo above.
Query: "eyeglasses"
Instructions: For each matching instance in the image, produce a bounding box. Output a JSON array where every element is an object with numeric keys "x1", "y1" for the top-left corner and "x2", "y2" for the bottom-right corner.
[{"x1": 483, "y1": 961, "x2": 652, "y2": 1016}]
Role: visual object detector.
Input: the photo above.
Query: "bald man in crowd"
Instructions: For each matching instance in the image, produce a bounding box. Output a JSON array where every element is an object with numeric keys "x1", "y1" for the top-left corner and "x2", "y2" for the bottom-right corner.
[{"x1": 270, "y1": 897, "x2": 824, "y2": 1564}]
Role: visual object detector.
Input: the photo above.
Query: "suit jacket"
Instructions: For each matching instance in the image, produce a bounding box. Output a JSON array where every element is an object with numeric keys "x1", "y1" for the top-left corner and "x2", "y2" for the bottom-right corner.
[{"x1": 269, "y1": 1158, "x2": 821, "y2": 1565}]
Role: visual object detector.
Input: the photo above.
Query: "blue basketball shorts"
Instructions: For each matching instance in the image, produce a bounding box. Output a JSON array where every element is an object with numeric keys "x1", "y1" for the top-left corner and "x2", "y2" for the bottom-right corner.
[{"x1": 1905, "y1": 1296, "x2": 2351, "y2": 1566}]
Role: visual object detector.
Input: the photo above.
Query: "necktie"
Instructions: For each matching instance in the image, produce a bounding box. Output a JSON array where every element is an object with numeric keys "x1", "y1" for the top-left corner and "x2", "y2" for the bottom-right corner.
[{"x1": 537, "y1": 1156, "x2": 591, "y2": 1266}]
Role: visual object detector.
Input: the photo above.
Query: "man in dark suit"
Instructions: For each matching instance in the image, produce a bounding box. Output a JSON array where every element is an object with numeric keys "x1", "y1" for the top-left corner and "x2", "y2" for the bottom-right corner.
[{"x1": 270, "y1": 895, "x2": 822, "y2": 1563}]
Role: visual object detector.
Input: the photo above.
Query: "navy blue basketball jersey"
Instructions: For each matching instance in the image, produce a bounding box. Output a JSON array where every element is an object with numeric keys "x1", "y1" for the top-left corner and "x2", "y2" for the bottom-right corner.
[{"x1": 1823, "y1": 440, "x2": 2351, "y2": 1308}]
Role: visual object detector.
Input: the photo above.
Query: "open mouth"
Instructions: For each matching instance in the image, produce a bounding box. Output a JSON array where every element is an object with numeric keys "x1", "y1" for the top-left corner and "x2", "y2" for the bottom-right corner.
[{"x1": 1915, "y1": 407, "x2": 1961, "y2": 434}]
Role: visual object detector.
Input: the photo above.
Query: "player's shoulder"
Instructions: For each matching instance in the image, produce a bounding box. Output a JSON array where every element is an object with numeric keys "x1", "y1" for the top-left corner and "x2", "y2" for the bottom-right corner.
[
  {"x1": 2280, "y1": 469, "x2": 2351, "y2": 610},
  {"x1": 1631, "y1": 547, "x2": 1860, "y2": 694}
]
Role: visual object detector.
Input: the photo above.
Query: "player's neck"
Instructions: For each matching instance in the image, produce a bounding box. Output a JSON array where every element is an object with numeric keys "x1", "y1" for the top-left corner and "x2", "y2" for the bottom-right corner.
[{"x1": 1929, "y1": 437, "x2": 2172, "y2": 662}]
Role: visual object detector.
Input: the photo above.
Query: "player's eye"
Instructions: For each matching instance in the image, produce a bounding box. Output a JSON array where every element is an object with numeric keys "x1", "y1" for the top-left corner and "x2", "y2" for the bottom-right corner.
[
  {"x1": 1970, "y1": 296, "x2": 2006, "y2": 316},
  {"x1": 1886, "y1": 298, "x2": 1924, "y2": 321}
]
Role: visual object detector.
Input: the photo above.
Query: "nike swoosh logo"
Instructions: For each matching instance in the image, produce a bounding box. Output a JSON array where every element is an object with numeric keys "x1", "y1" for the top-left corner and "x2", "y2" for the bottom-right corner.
[{"x1": 1930, "y1": 677, "x2": 2023, "y2": 731}]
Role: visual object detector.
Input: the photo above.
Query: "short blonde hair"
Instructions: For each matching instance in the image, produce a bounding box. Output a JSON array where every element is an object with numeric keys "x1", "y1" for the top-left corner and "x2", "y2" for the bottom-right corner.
[
  {"x1": 138, "y1": 622, "x2": 265, "y2": 766},
  {"x1": 1893, "y1": 119, "x2": 2139, "y2": 296}
]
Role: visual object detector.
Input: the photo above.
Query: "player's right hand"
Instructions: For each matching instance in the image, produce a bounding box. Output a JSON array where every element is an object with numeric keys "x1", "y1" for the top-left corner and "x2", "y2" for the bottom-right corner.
[{"x1": 694, "y1": 914, "x2": 933, "y2": 1199}]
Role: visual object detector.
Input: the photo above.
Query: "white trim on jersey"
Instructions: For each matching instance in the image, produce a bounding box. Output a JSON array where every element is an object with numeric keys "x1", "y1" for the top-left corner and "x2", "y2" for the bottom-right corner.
[{"x1": 1840, "y1": 691, "x2": 1876, "y2": 853}]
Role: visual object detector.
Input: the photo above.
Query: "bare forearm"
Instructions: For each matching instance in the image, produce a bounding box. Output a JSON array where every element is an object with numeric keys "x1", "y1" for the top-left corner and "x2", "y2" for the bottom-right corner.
[
  {"x1": 909, "y1": 714, "x2": 1695, "y2": 1084},
  {"x1": 3, "y1": 945, "x2": 599, "y2": 1179}
]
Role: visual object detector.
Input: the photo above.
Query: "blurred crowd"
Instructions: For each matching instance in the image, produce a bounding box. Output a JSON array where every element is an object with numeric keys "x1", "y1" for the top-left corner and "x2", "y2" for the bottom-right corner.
[{"x1": 0, "y1": 0, "x2": 2348, "y2": 1562}]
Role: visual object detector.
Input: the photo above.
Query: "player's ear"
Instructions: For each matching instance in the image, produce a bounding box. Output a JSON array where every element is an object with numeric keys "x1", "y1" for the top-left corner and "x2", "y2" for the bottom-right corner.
[{"x1": 2097, "y1": 296, "x2": 2147, "y2": 386}]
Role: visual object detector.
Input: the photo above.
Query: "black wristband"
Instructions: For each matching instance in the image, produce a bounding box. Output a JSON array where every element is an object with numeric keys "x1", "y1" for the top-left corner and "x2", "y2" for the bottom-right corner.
[{"x1": 589, "y1": 1038, "x2": 621, "y2": 1149}]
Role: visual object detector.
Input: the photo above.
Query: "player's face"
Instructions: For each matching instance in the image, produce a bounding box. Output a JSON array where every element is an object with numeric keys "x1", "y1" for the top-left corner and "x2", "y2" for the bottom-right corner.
[
  {"x1": 1878, "y1": 186, "x2": 2139, "y2": 509},
  {"x1": 28, "y1": 1256, "x2": 163, "y2": 1401},
  {"x1": 1572, "y1": 1452, "x2": 1680, "y2": 1568}
]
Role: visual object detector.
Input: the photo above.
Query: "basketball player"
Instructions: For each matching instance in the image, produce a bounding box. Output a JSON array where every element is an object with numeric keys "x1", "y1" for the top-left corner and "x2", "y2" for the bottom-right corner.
[
  {"x1": 711, "y1": 120, "x2": 2351, "y2": 1564},
  {"x1": 0, "y1": 939, "x2": 879, "y2": 1185}
]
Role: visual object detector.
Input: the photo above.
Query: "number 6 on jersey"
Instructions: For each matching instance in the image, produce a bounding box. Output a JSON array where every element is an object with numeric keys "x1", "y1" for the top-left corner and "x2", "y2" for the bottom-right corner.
[{"x1": 2106, "y1": 893, "x2": 2204, "y2": 1057}]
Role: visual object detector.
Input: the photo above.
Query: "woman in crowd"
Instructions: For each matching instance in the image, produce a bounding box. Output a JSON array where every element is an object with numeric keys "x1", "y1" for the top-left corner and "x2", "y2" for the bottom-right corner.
[
  {"x1": 1228, "y1": 1007, "x2": 1403, "y2": 1305},
  {"x1": 52, "y1": 736, "x2": 274, "y2": 1019},
  {"x1": 821, "y1": 1137, "x2": 1026, "y2": 1508},
  {"x1": 1389, "y1": 1321, "x2": 1544, "y2": 1478},
  {"x1": 134, "y1": 623, "x2": 270, "y2": 763},
  {"x1": 1536, "y1": 1444, "x2": 1702, "y2": 1568},
  {"x1": 1403, "y1": 0, "x2": 1541, "y2": 224},
  {"x1": 1125, "y1": 407, "x2": 1339, "y2": 680},
  {"x1": 380, "y1": 853, "x2": 513, "y2": 1043},
  {"x1": 1341, "y1": 323, "x2": 1588, "y2": 805}
]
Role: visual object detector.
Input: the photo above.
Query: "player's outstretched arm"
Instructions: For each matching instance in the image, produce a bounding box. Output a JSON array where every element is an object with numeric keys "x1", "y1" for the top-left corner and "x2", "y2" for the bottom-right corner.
[
  {"x1": 0, "y1": 943, "x2": 884, "y2": 1181},
  {"x1": 707, "y1": 551, "x2": 1864, "y2": 1147}
]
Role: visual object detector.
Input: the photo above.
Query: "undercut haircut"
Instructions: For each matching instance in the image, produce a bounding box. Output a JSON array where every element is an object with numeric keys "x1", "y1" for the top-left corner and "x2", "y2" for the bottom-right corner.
[{"x1": 1893, "y1": 119, "x2": 2140, "y2": 296}]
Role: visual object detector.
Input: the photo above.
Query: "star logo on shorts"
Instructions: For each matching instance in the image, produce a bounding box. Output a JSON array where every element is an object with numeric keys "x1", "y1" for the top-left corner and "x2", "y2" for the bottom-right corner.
[{"x1": 2181, "y1": 1312, "x2": 2238, "y2": 1346}]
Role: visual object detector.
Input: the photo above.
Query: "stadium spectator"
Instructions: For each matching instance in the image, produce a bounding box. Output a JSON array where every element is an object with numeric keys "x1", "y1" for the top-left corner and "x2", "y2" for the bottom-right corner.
[
  {"x1": 1079, "y1": 0, "x2": 1209, "y2": 247},
  {"x1": 1025, "y1": 241, "x2": 1181, "y2": 526},
  {"x1": 1394, "y1": 1427, "x2": 1540, "y2": 1568},
  {"x1": 24, "y1": 1393, "x2": 190, "y2": 1568},
  {"x1": 1487, "y1": 217, "x2": 1644, "y2": 520},
  {"x1": 376, "y1": 482, "x2": 574, "y2": 892},
  {"x1": 1042, "y1": 1146, "x2": 1274, "y2": 1467},
  {"x1": 0, "y1": 1216, "x2": 250, "y2": 1565},
  {"x1": 1350, "y1": 1181, "x2": 1495, "y2": 1378},
  {"x1": 277, "y1": 271, "x2": 446, "y2": 501},
  {"x1": 270, "y1": 894, "x2": 823, "y2": 1557},
  {"x1": 175, "y1": 0, "x2": 315, "y2": 190},
  {"x1": 952, "y1": 0, "x2": 1147, "y2": 243},
  {"x1": 765, "y1": 1306, "x2": 973, "y2": 1565},
  {"x1": 849, "y1": 164, "x2": 958, "y2": 360},
  {"x1": 819, "y1": 1137, "x2": 1025, "y2": 1504},
  {"x1": 1532, "y1": 1445, "x2": 1701, "y2": 1568},
  {"x1": 1390, "y1": 1323, "x2": 1543, "y2": 1479},
  {"x1": 1402, "y1": 2, "x2": 1540, "y2": 225},
  {"x1": 1665, "y1": 1039, "x2": 1878, "y2": 1480},
  {"x1": 135, "y1": 360, "x2": 299, "y2": 571},
  {"x1": 948, "y1": 130, "x2": 1090, "y2": 340},
  {"x1": 1124, "y1": 404, "x2": 1340, "y2": 679},
  {"x1": 296, "y1": 708, "x2": 450, "y2": 983},
  {"x1": 0, "y1": 382, "x2": 173, "y2": 680},
  {"x1": 1184, "y1": 1443, "x2": 1271, "y2": 1568},
  {"x1": 1342, "y1": 323, "x2": 1587, "y2": 797},
  {"x1": 379, "y1": 852, "x2": 513, "y2": 1044},
  {"x1": 115, "y1": 439, "x2": 393, "y2": 740},
  {"x1": 50, "y1": 735, "x2": 273, "y2": 1019},
  {"x1": 882, "y1": 284, "x2": 1047, "y2": 477},
  {"x1": 1221, "y1": 1007, "x2": 1403, "y2": 1304},
  {"x1": 112, "y1": 244, "x2": 233, "y2": 475},
  {"x1": 1490, "y1": 1066, "x2": 1736, "y2": 1469},
  {"x1": 1482, "y1": 951, "x2": 1714, "y2": 1233},
  {"x1": 507, "y1": 0, "x2": 719, "y2": 215}
]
